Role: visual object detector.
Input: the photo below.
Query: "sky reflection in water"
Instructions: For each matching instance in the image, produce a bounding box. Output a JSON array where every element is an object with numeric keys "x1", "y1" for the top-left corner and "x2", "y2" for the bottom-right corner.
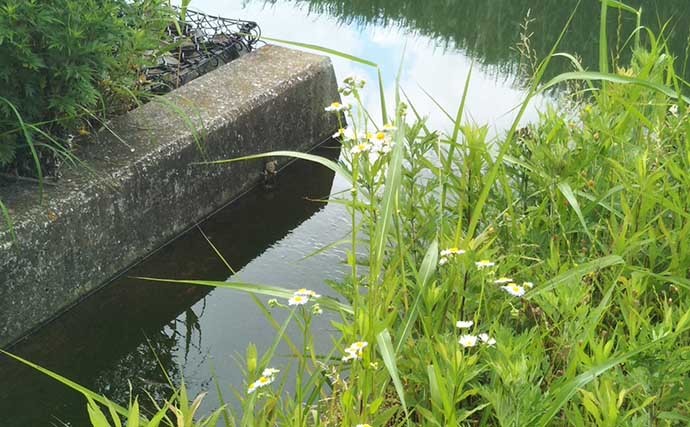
[{"x1": 192, "y1": 0, "x2": 542, "y2": 134}]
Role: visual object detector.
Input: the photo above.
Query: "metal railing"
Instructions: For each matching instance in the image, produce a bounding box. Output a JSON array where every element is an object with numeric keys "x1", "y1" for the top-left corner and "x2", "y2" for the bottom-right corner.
[{"x1": 145, "y1": 8, "x2": 261, "y2": 92}]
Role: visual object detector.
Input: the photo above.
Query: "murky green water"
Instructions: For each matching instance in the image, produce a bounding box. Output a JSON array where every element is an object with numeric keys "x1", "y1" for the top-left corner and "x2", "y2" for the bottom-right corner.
[{"x1": 1, "y1": 1, "x2": 686, "y2": 425}]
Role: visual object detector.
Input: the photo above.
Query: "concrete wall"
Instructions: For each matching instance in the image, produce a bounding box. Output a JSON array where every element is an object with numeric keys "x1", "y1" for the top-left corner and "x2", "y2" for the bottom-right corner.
[{"x1": 0, "y1": 45, "x2": 341, "y2": 347}]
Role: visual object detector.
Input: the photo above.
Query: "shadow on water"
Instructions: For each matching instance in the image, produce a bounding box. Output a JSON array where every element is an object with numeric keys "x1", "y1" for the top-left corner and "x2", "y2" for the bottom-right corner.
[{"x1": 0, "y1": 142, "x2": 342, "y2": 427}]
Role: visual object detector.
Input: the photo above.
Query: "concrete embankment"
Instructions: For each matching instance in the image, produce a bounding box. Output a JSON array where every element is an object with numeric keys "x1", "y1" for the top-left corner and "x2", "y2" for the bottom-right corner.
[{"x1": 0, "y1": 45, "x2": 340, "y2": 347}]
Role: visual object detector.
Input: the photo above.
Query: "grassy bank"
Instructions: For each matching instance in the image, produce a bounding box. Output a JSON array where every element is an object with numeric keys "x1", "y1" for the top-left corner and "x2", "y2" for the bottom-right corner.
[{"x1": 5, "y1": 1, "x2": 690, "y2": 425}]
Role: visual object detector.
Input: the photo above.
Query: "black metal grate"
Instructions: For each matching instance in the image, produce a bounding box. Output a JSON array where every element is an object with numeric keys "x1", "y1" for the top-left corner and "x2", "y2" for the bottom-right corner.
[{"x1": 145, "y1": 8, "x2": 261, "y2": 93}]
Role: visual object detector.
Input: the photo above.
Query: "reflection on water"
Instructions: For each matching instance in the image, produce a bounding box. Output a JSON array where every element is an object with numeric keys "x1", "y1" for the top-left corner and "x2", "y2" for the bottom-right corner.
[
  {"x1": 256, "y1": 0, "x2": 689, "y2": 81},
  {"x1": 190, "y1": 0, "x2": 544, "y2": 134}
]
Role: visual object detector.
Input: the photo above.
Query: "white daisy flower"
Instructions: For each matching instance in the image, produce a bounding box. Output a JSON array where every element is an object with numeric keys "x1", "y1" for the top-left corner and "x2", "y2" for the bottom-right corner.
[
  {"x1": 501, "y1": 283, "x2": 526, "y2": 297},
  {"x1": 288, "y1": 295, "x2": 309, "y2": 306},
  {"x1": 523, "y1": 281, "x2": 535, "y2": 289},
  {"x1": 475, "y1": 260, "x2": 496, "y2": 269},
  {"x1": 333, "y1": 127, "x2": 357, "y2": 140},
  {"x1": 456, "y1": 320, "x2": 474, "y2": 329},
  {"x1": 350, "y1": 142, "x2": 371, "y2": 155},
  {"x1": 459, "y1": 334, "x2": 478, "y2": 348},
  {"x1": 440, "y1": 247, "x2": 466, "y2": 259},
  {"x1": 261, "y1": 368, "x2": 280, "y2": 377},
  {"x1": 438, "y1": 257, "x2": 448, "y2": 266},
  {"x1": 369, "y1": 131, "x2": 390, "y2": 144},
  {"x1": 493, "y1": 277, "x2": 513, "y2": 284},
  {"x1": 342, "y1": 341, "x2": 368, "y2": 361},
  {"x1": 478, "y1": 333, "x2": 496, "y2": 346},
  {"x1": 325, "y1": 101, "x2": 350, "y2": 112},
  {"x1": 247, "y1": 375, "x2": 275, "y2": 393}
]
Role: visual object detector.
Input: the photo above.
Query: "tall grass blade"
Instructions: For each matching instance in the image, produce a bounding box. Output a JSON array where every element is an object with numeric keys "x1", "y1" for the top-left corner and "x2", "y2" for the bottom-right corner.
[
  {"x1": 134, "y1": 277, "x2": 353, "y2": 314},
  {"x1": 370, "y1": 123, "x2": 404, "y2": 280},
  {"x1": 541, "y1": 71, "x2": 690, "y2": 103},
  {"x1": 152, "y1": 96, "x2": 207, "y2": 158},
  {"x1": 198, "y1": 150, "x2": 353, "y2": 184},
  {"x1": 451, "y1": 64, "x2": 473, "y2": 144},
  {"x1": 260, "y1": 36, "x2": 378, "y2": 68},
  {"x1": 0, "y1": 96, "x2": 43, "y2": 197},
  {"x1": 396, "y1": 240, "x2": 438, "y2": 354},
  {"x1": 0, "y1": 199, "x2": 15, "y2": 242},
  {"x1": 378, "y1": 68, "x2": 388, "y2": 124},
  {"x1": 197, "y1": 226, "x2": 236, "y2": 274},
  {"x1": 417, "y1": 84, "x2": 454, "y2": 123},
  {"x1": 557, "y1": 181, "x2": 593, "y2": 241},
  {"x1": 599, "y1": 0, "x2": 609, "y2": 74},
  {"x1": 376, "y1": 329, "x2": 409, "y2": 420},
  {"x1": 606, "y1": 0, "x2": 640, "y2": 14},
  {"x1": 0, "y1": 350, "x2": 132, "y2": 421}
]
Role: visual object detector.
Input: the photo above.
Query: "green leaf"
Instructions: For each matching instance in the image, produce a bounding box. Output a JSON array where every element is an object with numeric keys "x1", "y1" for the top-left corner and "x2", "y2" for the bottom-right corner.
[
  {"x1": 538, "y1": 329, "x2": 682, "y2": 426},
  {"x1": 376, "y1": 329, "x2": 409, "y2": 419},
  {"x1": 371, "y1": 123, "x2": 404, "y2": 280},
  {"x1": 396, "y1": 239, "x2": 437, "y2": 354},
  {"x1": 127, "y1": 399, "x2": 139, "y2": 427},
  {"x1": 377, "y1": 67, "x2": 388, "y2": 124},
  {"x1": 526, "y1": 255, "x2": 624, "y2": 298},
  {"x1": 426, "y1": 365, "x2": 442, "y2": 408},
  {"x1": 557, "y1": 181, "x2": 593, "y2": 241},
  {"x1": 86, "y1": 397, "x2": 113, "y2": 427}
]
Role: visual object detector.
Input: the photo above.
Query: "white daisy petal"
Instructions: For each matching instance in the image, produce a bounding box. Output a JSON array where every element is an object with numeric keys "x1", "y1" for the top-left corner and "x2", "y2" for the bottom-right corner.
[
  {"x1": 459, "y1": 334, "x2": 478, "y2": 348},
  {"x1": 501, "y1": 284, "x2": 526, "y2": 297},
  {"x1": 456, "y1": 320, "x2": 474, "y2": 329}
]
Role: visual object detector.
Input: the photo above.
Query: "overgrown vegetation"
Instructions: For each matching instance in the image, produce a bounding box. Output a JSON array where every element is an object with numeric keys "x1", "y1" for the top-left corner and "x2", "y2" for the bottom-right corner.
[
  {"x1": 0, "y1": 0, "x2": 175, "y2": 178},
  {"x1": 6, "y1": 1, "x2": 690, "y2": 425}
]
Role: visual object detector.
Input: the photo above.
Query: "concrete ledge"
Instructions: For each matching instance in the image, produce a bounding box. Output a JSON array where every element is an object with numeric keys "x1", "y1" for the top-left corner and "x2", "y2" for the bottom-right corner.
[{"x1": 0, "y1": 45, "x2": 340, "y2": 346}]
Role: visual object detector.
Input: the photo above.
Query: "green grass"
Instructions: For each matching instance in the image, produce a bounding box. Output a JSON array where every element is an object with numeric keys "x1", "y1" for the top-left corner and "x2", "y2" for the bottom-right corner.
[{"x1": 6, "y1": 1, "x2": 690, "y2": 425}]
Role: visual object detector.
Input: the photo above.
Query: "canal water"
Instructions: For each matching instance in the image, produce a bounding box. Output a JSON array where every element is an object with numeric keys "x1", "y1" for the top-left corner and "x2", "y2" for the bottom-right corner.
[{"x1": 1, "y1": 1, "x2": 686, "y2": 425}]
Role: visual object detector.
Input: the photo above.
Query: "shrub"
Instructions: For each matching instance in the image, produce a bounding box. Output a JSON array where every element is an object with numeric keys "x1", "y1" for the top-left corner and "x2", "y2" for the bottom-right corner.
[{"x1": 0, "y1": 0, "x2": 174, "y2": 176}]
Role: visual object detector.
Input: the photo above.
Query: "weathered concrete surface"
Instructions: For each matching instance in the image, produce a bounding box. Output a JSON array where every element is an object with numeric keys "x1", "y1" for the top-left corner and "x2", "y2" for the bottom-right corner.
[{"x1": 0, "y1": 45, "x2": 341, "y2": 347}]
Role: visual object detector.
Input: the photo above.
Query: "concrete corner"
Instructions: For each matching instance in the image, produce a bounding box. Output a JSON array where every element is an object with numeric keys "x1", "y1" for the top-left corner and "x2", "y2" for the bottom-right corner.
[{"x1": 0, "y1": 45, "x2": 341, "y2": 346}]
